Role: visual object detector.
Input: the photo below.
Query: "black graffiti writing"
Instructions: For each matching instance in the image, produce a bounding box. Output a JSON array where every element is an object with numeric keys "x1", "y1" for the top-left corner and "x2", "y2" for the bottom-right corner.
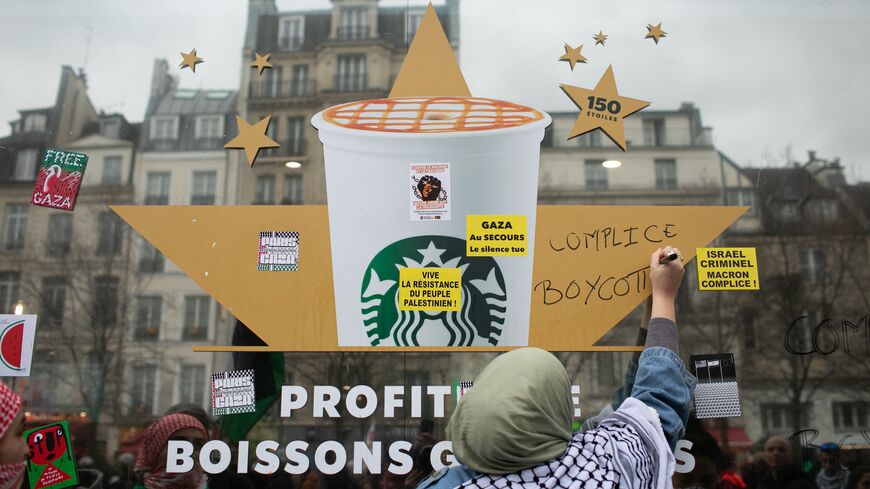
[
  {"x1": 789, "y1": 429, "x2": 870, "y2": 466},
  {"x1": 784, "y1": 314, "x2": 870, "y2": 356},
  {"x1": 547, "y1": 224, "x2": 677, "y2": 253},
  {"x1": 533, "y1": 266, "x2": 650, "y2": 306}
]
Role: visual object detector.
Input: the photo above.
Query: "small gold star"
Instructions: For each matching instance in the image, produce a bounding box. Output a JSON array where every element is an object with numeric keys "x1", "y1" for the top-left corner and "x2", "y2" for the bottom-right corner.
[
  {"x1": 224, "y1": 115, "x2": 280, "y2": 166},
  {"x1": 251, "y1": 52, "x2": 272, "y2": 76},
  {"x1": 179, "y1": 48, "x2": 204, "y2": 73},
  {"x1": 593, "y1": 31, "x2": 608, "y2": 46},
  {"x1": 558, "y1": 43, "x2": 587, "y2": 71},
  {"x1": 645, "y1": 23, "x2": 668, "y2": 44}
]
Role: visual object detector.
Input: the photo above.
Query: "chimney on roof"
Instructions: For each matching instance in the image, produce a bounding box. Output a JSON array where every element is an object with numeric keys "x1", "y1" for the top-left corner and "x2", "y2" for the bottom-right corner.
[{"x1": 808, "y1": 150, "x2": 817, "y2": 162}]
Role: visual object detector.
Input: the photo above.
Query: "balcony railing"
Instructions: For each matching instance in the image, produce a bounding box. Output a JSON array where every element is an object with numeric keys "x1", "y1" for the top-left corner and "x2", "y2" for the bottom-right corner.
[
  {"x1": 278, "y1": 36, "x2": 304, "y2": 51},
  {"x1": 336, "y1": 26, "x2": 370, "y2": 40},
  {"x1": 261, "y1": 139, "x2": 306, "y2": 158},
  {"x1": 144, "y1": 195, "x2": 169, "y2": 205},
  {"x1": 334, "y1": 73, "x2": 368, "y2": 92},
  {"x1": 248, "y1": 79, "x2": 315, "y2": 99},
  {"x1": 190, "y1": 195, "x2": 216, "y2": 205}
]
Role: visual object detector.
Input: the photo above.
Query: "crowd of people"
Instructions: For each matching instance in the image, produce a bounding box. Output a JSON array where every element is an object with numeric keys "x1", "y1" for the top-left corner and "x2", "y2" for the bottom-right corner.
[{"x1": 0, "y1": 246, "x2": 868, "y2": 489}]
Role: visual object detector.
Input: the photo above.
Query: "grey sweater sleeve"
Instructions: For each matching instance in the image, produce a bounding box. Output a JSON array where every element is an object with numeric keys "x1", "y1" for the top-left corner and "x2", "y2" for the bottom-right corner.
[{"x1": 645, "y1": 317, "x2": 678, "y2": 354}]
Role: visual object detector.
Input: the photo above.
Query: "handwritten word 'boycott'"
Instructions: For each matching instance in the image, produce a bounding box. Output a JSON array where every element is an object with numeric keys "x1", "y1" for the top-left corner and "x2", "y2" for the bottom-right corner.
[
  {"x1": 534, "y1": 266, "x2": 650, "y2": 306},
  {"x1": 548, "y1": 224, "x2": 677, "y2": 253}
]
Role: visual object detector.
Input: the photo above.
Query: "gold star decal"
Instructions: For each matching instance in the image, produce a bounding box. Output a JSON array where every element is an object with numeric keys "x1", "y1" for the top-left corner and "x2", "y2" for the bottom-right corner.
[
  {"x1": 593, "y1": 31, "x2": 608, "y2": 46},
  {"x1": 560, "y1": 65, "x2": 650, "y2": 152},
  {"x1": 645, "y1": 23, "x2": 667, "y2": 44},
  {"x1": 224, "y1": 115, "x2": 280, "y2": 166},
  {"x1": 558, "y1": 43, "x2": 587, "y2": 71},
  {"x1": 251, "y1": 52, "x2": 272, "y2": 76},
  {"x1": 179, "y1": 48, "x2": 204, "y2": 73}
]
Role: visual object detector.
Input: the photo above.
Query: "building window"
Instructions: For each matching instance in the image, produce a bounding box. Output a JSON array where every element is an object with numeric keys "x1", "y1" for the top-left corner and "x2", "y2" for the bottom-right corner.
[
  {"x1": 195, "y1": 115, "x2": 224, "y2": 140},
  {"x1": 102, "y1": 155, "x2": 123, "y2": 185},
  {"x1": 22, "y1": 114, "x2": 47, "y2": 132},
  {"x1": 183, "y1": 296, "x2": 210, "y2": 341},
  {"x1": 254, "y1": 175, "x2": 275, "y2": 204},
  {"x1": 336, "y1": 55, "x2": 366, "y2": 92},
  {"x1": 584, "y1": 160, "x2": 608, "y2": 190},
  {"x1": 541, "y1": 126, "x2": 554, "y2": 148},
  {"x1": 282, "y1": 175, "x2": 303, "y2": 205},
  {"x1": 761, "y1": 403, "x2": 811, "y2": 432},
  {"x1": 799, "y1": 248, "x2": 826, "y2": 284},
  {"x1": 779, "y1": 202, "x2": 800, "y2": 221},
  {"x1": 642, "y1": 119, "x2": 665, "y2": 147},
  {"x1": 145, "y1": 172, "x2": 171, "y2": 205},
  {"x1": 291, "y1": 65, "x2": 311, "y2": 97},
  {"x1": 407, "y1": 9, "x2": 425, "y2": 42},
  {"x1": 808, "y1": 199, "x2": 839, "y2": 221},
  {"x1": 191, "y1": 171, "x2": 217, "y2": 205},
  {"x1": 726, "y1": 189, "x2": 757, "y2": 216},
  {"x1": 576, "y1": 131, "x2": 601, "y2": 147},
  {"x1": 3, "y1": 204, "x2": 28, "y2": 251},
  {"x1": 47, "y1": 214, "x2": 73, "y2": 256},
  {"x1": 14, "y1": 148, "x2": 38, "y2": 181},
  {"x1": 134, "y1": 296, "x2": 162, "y2": 340},
  {"x1": 138, "y1": 238, "x2": 164, "y2": 273},
  {"x1": 338, "y1": 7, "x2": 369, "y2": 39},
  {"x1": 179, "y1": 365, "x2": 206, "y2": 406},
  {"x1": 100, "y1": 118, "x2": 120, "y2": 138},
  {"x1": 150, "y1": 116, "x2": 179, "y2": 140},
  {"x1": 287, "y1": 117, "x2": 305, "y2": 155},
  {"x1": 742, "y1": 310, "x2": 756, "y2": 350},
  {"x1": 96, "y1": 211, "x2": 124, "y2": 256},
  {"x1": 266, "y1": 66, "x2": 283, "y2": 98},
  {"x1": 40, "y1": 277, "x2": 66, "y2": 328},
  {"x1": 655, "y1": 159, "x2": 677, "y2": 190},
  {"x1": 832, "y1": 402, "x2": 868, "y2": 431},
  {"x1": 278, "y1": 16, "x2": 304, "y2": 50},
  {"x1": 93, "y1": 276, "x2": 119, "y2": 325},
  {"x1": 0, "y1": 272, "x2": 21, "y2": 314},
  {"x1": 130, "y1": 365, "x2": 157, "y2": 414}
]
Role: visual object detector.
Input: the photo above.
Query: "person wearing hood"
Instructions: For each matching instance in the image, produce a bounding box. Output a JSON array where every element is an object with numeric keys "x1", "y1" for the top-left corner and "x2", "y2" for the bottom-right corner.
[
  {"x1": 816, "y1": 443, "x2": 849, "y2": 489},
  {"x1": 418, "y1": 246, "x2": 697, "y2": 489},
  {"x1": 133, "y1": 413, "x2": 209, "y2": 489},
  {"x1": 0, "y1": 381, "x2": 27, "y2": 489}
]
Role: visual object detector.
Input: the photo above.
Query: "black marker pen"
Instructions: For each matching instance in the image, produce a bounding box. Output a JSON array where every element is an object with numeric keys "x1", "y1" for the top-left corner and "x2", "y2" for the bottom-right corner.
[{"x1": 658, "y1": 252, "x2": 679, "y2": 265}]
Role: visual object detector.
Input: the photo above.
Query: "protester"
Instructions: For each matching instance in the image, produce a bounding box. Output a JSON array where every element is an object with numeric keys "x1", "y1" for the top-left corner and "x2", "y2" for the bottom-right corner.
[
  {"x1": 847, "y1": 467, "x2": 870, "y2": 489},
  {"x1": 817, "y1": 443, "x2": 850, "y2": 489},
  {"x1": 742, "y1": 436, "x2": 813, "y2": 489},
  {"x1": 0, "y1": 381, "x2": 27, "y2": 489},
  {"x1": 106, "y1": 452, "x2": 137, "y2": 489},
  {"x1": 418, "y1": 246, "x2": 696, "y2": 488},
  {"x1": 133, "y1": 413, "x2": 208, "y2": 489}
]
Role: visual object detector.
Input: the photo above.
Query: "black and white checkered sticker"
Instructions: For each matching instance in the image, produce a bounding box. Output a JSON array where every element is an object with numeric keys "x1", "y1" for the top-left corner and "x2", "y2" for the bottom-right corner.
[
  {"x1": 258, "y1": 231, "x2": 299, "y2": 271},
  {"x1": 211, "y1": 369, "x2": 256, "y2": 416}
]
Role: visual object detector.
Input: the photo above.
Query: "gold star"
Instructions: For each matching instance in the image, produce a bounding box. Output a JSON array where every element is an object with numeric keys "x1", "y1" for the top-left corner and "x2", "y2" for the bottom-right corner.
[
  {"x1": 593, "y1": 31, "x2": 608, "y2": 46},
  {"x1": 645, "y1": 23, "x2": 667, "y2": 44},
  {"x1": 558, "y1": 43, "x2": 587, "y2": 71},
  {"x1": 224, "y1": 115, "x2": 280, "y2": 166},
  {"x1": 560, "y1": 65, "x2": 650, "y2": 152},
  {"x1": 179, "y1": 48, "x2": 204, "y2": 73},
  {"x1": 251, "y1": 52, "x2": 272, "y2": 76}
]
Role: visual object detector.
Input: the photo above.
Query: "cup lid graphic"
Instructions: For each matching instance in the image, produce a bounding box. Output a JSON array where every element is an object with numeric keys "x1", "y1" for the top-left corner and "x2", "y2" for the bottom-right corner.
[{"x1": 318, "y1": 96, "x2": 546, "y2": 134}]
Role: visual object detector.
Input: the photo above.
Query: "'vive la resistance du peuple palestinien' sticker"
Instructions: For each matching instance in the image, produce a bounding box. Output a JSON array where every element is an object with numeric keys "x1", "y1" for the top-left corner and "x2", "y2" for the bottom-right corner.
[
  {"x1": 24, "y1": 420, "x2": 78, "y2": 489},
  {"x1": 0, "y1": 315, "x2": 37, "y2": 377},
  {"x1": 31, "y1": 149, "x2": 88, "y2": 212}
]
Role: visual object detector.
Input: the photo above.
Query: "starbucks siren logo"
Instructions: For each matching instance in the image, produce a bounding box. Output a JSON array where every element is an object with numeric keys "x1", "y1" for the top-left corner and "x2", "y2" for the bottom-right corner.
[{"x1": 361, "y1": 235, "x2": 507, "y2": 346}]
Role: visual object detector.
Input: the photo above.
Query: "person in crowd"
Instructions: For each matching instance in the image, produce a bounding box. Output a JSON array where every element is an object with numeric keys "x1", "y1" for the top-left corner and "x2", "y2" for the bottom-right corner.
[
  {"x1": 817, "y1": 443, "x2": 850, "y2": 489},
  {"x1": 672, "y1": 417, "x2": 723, "y2": 489},
  {"x1": 107, "y1": 452, "x2": 137, "y2": 489},
  {"x1": 133, "y1": 413, "x2": 208, "y2": 489},
  {"x1": 418, "y1": 246, "x2": 697, "y2": 488},
  {"x1": 742, "y1": 436, "x2": 813, "y2": 489},
  {"x1": 719, "y1": 452, "x2": 748, "y2": 489},
  {"x1": 0, "y1": 381, "x2": 27, "y2": 489},
  {"x1": 847, "y1": 467, "x2": 870, "y2": 489}
]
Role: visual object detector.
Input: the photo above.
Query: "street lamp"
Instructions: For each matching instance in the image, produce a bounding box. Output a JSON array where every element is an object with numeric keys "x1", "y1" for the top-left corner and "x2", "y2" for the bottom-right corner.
[{"x1": 12, "y1": 301, "x2": 24, "y2": 315}]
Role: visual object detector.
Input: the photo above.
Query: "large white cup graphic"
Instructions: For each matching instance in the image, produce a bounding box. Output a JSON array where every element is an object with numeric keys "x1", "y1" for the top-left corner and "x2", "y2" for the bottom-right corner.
[{"x1": 312, "y1": 97, "x2": 551, "y2": 347}]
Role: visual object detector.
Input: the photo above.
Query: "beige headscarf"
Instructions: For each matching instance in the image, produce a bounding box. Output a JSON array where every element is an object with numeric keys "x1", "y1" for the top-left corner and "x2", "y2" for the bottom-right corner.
[{"x1": 445, "y1": 348, "x2": 573, "y2": 474}]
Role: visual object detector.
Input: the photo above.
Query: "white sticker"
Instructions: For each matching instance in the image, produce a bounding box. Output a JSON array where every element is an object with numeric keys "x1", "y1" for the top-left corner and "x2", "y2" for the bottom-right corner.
[
  {"x1": 410, "y1": 162, "x2": 451, "y2": 221},
  {"x1": 258, "y1": 231, "x2": 299, "y2": 272},
  {"x1": 0, "y1": 315, "x2": 37, "y2": 377},
  {"x1": 211, "y1": 369, "x2": 256, "y2": 416}
]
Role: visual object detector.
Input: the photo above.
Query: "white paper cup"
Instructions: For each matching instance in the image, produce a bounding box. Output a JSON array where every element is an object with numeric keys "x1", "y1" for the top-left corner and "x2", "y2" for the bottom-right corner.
[{"x1": 312, "y1": 96, "x2": 551, "y2": 347}]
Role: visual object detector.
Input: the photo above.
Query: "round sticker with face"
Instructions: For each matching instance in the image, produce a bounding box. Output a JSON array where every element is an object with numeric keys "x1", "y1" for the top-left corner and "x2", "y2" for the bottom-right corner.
[{"x1": 27, "y1": 424, "x2": 68, "y2": 465}]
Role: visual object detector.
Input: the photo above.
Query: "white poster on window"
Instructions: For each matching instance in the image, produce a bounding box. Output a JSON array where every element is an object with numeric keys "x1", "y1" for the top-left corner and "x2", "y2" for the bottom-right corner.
[{"x1": 0, "y1": 315, "x2": 37, "y2": 377}]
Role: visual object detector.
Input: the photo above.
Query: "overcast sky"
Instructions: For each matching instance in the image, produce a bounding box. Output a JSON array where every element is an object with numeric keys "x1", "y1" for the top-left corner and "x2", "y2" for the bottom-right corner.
[{"x1": 1, "y1": 0, "x2": 868, "y2": 181}]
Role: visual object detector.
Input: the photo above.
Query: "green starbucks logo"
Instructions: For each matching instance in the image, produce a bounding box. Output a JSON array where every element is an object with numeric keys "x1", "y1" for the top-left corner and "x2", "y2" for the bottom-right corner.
[{"x1": 361, "y1": 235, "x2": 507, "y2": 346}]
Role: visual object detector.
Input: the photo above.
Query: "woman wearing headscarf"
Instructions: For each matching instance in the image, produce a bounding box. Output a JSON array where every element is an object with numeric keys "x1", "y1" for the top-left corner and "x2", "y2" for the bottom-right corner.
[
  {"x1": 0, "y1": 381, "x2": 27, "y2": 489},
  {"x1": 133, "y1": 413, "x2": 208, "y2": 489},
  {"x1": 418, "y1": 246, "x2": 696, "y2": 488}
]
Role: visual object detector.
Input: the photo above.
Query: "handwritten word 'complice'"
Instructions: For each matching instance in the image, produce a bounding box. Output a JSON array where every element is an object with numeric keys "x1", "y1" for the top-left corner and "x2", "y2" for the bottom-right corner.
[
  {"x1": 534, "y1": 266, "x2": 649, "y2": 305},
  {"x1": 548, "y1": 224, "x2": 677, "y2": 253},
  {"x1": 784, "y1": 314, "x2": 870, "y2": 356}
]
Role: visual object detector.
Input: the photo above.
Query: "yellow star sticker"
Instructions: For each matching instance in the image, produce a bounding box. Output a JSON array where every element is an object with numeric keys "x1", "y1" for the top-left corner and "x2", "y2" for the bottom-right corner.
[
  {"x1": 179, "y1": 48, "x2": 204, "y2": 73},
  {"x1": 558, "y1": 43, "x2": 587, "y2": 71},
  {"x1": 560, "y1": 65, "x2": 650, "y2": 152},
  {"x1": 224, "y1": 115, "x2": 280, "y2": 166},
  {"x1": 593, "y1": 31, "x2": 608, "y2": 46},
  {"x1": 251, "y1": 52, "x2": 272, "y2": 76},
  {"x1": 645, "y1": 23, "x2": 667, "y2": 44}
]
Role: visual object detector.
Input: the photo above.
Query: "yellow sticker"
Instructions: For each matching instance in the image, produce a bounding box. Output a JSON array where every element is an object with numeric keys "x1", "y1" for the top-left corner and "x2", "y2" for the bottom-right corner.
[
  {"x1": 398, "y1": 268, "x2": 462, "y2": 311},
  {"x1": 696, "y1": 247, "x2": 760, "y2": 290},
  {"x1": 466, "y1": 215, "x2": 528, "y2": 256}
]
